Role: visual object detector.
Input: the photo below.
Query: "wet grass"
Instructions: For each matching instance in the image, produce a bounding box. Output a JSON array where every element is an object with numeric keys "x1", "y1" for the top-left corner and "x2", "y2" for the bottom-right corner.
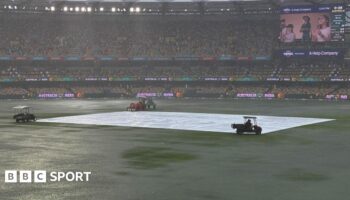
[
  {"x1": 114, "y1": 171, "x2": 131, "y2": 176},
  {"x1": 275, "y1": 168, "x2": 329, "y2": 182},
  {"x1": 122, "y1": 146, "x2": 197, "y2": 169}
]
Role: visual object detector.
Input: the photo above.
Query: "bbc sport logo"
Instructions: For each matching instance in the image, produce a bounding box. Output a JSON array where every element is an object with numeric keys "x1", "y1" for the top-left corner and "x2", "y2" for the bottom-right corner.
[{"x1": 5, "y1": 170, "x2": 92, "y2": 183}]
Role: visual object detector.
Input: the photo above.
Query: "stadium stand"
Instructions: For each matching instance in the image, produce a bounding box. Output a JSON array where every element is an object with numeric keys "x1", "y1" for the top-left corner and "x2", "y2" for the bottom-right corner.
[{"x1": 0, "y1": 10, "x2": 349, "y2": 100}]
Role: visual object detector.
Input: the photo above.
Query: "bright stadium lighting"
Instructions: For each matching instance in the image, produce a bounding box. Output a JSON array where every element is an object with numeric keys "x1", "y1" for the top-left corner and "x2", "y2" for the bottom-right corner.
[
  {"x1": 51, "y1": 6, "x2": 55, "y2": 11},
  {"x1": 87, "y1": 7, "x2": 92, "y2": 12},
  {"x1": 81, "y1": 7, "x2": 86, "y2": 12},
  {"x1": 63, "y1": 6, "x2": 68, "y2": 12},
  {"x1": 99, "y1": 7, "x2": 104, "y2": 11},
  {"x1": 8, "y1": 5, "x2": 12, "y2": 9},
  {"x1": 135, "y1": 7, "x2": 140, "y2": 13},
  {"x1": 130, "y1": 7, "x2": 134, "y2": 12},
  {"x1": 117, "y1": 8, "x2": 120, "y2": 12},
  {"x1": 14, "y1": 6, "x2": 17, "y2": 10},
  {"x1": 111, "y1": 7, "x2": 116, "y2": 12},
  {"x1": 4, "y1": 5, "x2": 7, "y2": 9},
  {"x1": 69, "y1": 7, "x2": 73, "y2": 11},
  {"x1": 75, "y1": 7, "x2": 80, "y2": 12}
]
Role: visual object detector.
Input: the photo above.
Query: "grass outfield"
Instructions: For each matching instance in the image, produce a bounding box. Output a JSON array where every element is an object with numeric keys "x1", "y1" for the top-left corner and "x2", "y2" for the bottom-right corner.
[{"x1": 0, "y1": 99, "x2": 350, "y2": 200}]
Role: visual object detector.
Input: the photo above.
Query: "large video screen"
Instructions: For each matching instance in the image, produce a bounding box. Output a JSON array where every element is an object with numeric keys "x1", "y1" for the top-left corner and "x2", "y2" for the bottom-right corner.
[{"x1": 280, "y1": 4, "x2": 345, "y2": 43}]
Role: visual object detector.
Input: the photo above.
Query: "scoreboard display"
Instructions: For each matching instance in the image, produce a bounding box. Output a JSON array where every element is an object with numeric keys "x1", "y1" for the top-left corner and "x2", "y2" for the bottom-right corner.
[
  {"x1": 280, "y1": 4, "x2": 346, "y2": 43},
  {"x1": 331, "y1": 5, "x2": 345, "y2": 42}
]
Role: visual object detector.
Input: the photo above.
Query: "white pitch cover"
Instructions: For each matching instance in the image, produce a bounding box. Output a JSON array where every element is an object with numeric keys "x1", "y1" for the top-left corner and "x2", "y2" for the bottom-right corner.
[{"x1": 38, "y1": 111, "x2": 334, "y2": 134}]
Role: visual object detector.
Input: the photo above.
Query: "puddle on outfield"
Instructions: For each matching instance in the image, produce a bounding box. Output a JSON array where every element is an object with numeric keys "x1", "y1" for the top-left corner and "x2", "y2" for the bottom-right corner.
[{"x1": 122, "y1": 146, "x2": 197, "y2": 169}]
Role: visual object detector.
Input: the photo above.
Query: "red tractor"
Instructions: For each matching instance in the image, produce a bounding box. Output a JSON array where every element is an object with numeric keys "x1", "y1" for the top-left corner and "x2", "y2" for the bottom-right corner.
[{"x1": 127, "y1": 97, "x2": 156, "y2": 111}]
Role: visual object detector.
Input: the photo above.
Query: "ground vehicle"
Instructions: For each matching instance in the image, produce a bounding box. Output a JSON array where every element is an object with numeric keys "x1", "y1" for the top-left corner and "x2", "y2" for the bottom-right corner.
[
  {"x1": 231, "y1": 116, "x2": 262, "y2": 135},
  {"x1": 13, "y1": 106, "x2": 36, "y2": 123},
  {"x1": 145, "y1": 98, "x2": 156, "y2": 110},
  {"x1": 127, "y1": 97, "x2": 156, "y2": 111}
]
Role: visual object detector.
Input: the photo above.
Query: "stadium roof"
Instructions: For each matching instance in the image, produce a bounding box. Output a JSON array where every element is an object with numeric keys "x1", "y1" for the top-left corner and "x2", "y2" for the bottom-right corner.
[
  {"x1": 1, "y1": 0, "x2": 345, "y2": 3},
  {"x1": 0, "y1": 0, "x2": 345, "y2": 15}
]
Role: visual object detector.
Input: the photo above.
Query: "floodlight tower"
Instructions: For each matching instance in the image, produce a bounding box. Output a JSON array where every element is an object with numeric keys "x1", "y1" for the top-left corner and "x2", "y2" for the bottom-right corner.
[
  {"x1": 161, "y1": 2, "x2": 169, "y2": 15},
  {"x1": 198, "y1": 2, "x2": 205, "y2": 15},
  {"x1": 125, "y1": 2, "x2": 134, "y2": 15},
  {"x1": 53, "y1": 1, "x2": 65, "y2": 13}
]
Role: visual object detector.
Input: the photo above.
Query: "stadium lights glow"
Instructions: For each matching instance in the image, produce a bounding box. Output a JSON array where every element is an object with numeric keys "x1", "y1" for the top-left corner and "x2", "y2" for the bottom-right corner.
[
  {"x1": 14, "y1": 6, "x2": 17, "y2": 10},
  {"x1": 87, "y1": 7, "x2": 92, "y2": 12},
  {"x1": 70, "y1": 7, "x2": 73, "y2": 11},
  {"x1": 135, "y1": 7, "x2": 140, "y2": 12},
  {"x1": 8, "y1": 5, "x2": 12, "y2": 9},
  {"x1": 111, "y1": 7, "x2": 116, "y2": 12},
  {"x1": 81, "y1": 7, "x2": 86, "y2": 12},
  {"x1": 100, "y1": 7, "x2": 104, "y2": 11},
  {"x1": 130, "y1": 7, "x2": 134, "y2": 12},
  {"x1": 51, "y1": 6, "x2": 55, "y2": 11},
  {"x1": 63, "y1": 6, "x2": 68, "y2": 12},
  {"x1": 75, "y1": 7, "x2": 80, "y2": 12}
]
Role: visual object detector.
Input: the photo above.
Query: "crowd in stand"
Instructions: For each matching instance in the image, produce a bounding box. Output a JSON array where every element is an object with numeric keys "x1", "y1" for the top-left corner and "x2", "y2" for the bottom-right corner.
[
  {"x1": 0, "y1": 87, "x2": 28, "y2": 97},
  {"x1": 0, "y1": 15, "x2": 277, "y2": 57},
  {"x1": 2, "y1": 84, "x2": 350, "y2": 99},
  {"x1": 1, "y1": 62, "x2": 347, "y2": 81},
  {"x1": 270, "y1": 85, "x2": 338, "y2": 97},
  {"x1": 1, "y1": 61, "x2": 350, "y2": 99},
  {"x1": 0, "y1": 14, "x2": 349, "y2": 100}
]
